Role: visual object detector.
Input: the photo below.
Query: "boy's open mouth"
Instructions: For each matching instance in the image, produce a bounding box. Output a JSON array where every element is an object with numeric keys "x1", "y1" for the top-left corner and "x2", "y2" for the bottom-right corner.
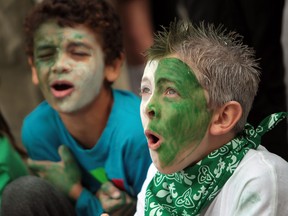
[
  {"x1": 52, "y1": 83, "x2": 73, "y2": 91},
  {"x1": 145, "y1": 130, "x2": 162, "y2": 150},
  {"x1": 50, "y1": 81, "x2": 74, "y2": 98}
]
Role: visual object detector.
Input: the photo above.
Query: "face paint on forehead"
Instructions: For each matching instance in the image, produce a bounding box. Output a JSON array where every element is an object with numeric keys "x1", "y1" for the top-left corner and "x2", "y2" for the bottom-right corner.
[
  {"x1": 155, "y1": 58, "x2": 202, "y2": 97},
  {"x1": 34, "y1": 22, "x2": 97, "y2": 49}
]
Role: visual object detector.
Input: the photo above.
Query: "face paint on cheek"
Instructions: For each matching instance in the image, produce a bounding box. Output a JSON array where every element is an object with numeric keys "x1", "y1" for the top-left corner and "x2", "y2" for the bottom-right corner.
[
  {"x1": 33, "y1": 25, "x2": 64, "y2": 94},
  {"x1": 63, "y1": 48, "x2": 105, "y2": 112},
  {"x1": 149, "y1": 58, "x2": 212, "y2": 168},
  {"x1": 34, "y1": 60, "x2": 52, "y2": 94},
  {"x1": 78, "y1": 50, "x2": 104, "y2": 93}
]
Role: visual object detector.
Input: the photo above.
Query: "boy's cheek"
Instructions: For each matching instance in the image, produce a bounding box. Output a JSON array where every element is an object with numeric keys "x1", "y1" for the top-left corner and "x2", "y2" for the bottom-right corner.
[
  {"x1": 140, "y1": 112, "x2": 149, "y2": 130},
  {"x1": 140, "y1": 103, "x2": 148, "y2": 126},
  {"x1": 31, "y1": 66, "x2": 40, "y2": 85}
]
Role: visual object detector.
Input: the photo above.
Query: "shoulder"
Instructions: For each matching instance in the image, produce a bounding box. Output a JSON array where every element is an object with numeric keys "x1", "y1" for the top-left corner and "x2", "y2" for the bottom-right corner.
[
  {"x1": 23, "y1": 101, "x2": 55, "y2": 124},
  {"x1": 22, "y1": 101, "x2": 59, "y2": 139},
  {"x1": 207, "y1": 146, "x2": 288, "y2": 215},
  {"x1": 111, "y1": 89, "x2": 144, "y2": 136},
  {"x1": 113, "y1": 89, "x2": 141, "y2": 115},
  {"x1": 228, "y1": 146, "x2": 288, "y2": 194},
  {"x1": 22, "y1": 101, "x2": 62, "y2": 160},
  {"x1": 237, "y1": 146, "x2": 288, "y2": 179},
  {"x1": 108, "y1": 90, "x2": 147, "y2": 152}
]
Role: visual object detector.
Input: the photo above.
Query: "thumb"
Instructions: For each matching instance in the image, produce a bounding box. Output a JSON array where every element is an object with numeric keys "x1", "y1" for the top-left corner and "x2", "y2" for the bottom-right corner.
[
  {"x1": 58, "y1": 145, "x2": 76, "y2": 165},
  {"x1": 101, "y1": 181, "x2": 121, "y2": 199}
]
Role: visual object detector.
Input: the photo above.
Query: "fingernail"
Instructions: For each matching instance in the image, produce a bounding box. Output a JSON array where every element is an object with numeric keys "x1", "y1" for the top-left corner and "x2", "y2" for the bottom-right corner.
[{"x1": 111, "y1": 190, "x2": 121, "y2": 199}]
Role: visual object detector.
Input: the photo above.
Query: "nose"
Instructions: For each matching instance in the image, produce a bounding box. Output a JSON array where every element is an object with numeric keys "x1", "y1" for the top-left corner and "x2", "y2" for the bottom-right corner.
[
  {"x1": 145, "y1": 104, "x2": 158, "y2": 120},
  {"x1": 51, "y1": 53, "x2": 71, "y2": 74}
]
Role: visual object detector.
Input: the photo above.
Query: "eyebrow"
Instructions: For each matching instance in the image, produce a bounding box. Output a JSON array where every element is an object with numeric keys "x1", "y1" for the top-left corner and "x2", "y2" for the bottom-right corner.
[
  {"x1": 156, "y1": 64, "x2": 181, "y2": 82},
  {"x1": 156, "y1": 77, "x2": 173, "y2": 86},
  {"x1": 67, "y1": 42, "x2": 92, "y2": 50},
  {"x1": 35, "y1": 41, "x2": 92, "y2": 51},
  {"x1": 35, "y1": 45, "x2": 56, "y2": 51}
]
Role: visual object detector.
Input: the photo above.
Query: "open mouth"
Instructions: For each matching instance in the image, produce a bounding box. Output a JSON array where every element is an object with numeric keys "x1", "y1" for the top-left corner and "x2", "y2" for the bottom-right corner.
[
  {"x1": 50, "y1": 81, "x2": 74, "y2": 98},
  {"x1": 52, "y1": 83, "x2": 73, "y2": 91},
  {"x1": 145, "y1": 130, "x2": 162, "y2": 150}
]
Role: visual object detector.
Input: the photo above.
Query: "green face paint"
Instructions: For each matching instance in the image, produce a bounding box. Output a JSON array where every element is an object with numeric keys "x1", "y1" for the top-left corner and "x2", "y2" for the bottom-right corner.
[
  {"x1": 32, "y1": 21, "x2": 105, "y2": 113},
  {"x1": 140, "y1": 58, "x2": 212, "y2": 173}
]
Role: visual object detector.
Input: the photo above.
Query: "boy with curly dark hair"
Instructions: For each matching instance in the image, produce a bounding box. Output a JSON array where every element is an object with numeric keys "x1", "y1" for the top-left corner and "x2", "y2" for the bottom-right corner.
[{"x1": 20, "y1": 0, "x2": 151, "y2": 215}]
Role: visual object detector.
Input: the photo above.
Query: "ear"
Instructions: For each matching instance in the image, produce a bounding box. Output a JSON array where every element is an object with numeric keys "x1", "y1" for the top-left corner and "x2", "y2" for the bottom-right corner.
[
  {"x1": 104, "y1": 53, "x2": 124, "y2": 83},
  {"x1": 28, "y1": 57, "x2": 39, "y2": 85},
  {"x1": 209, "y1": 101, "x2": 242, "y2": 136}
]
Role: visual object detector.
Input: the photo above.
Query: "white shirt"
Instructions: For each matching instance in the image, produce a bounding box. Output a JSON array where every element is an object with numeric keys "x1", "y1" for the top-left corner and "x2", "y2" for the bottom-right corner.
[{"x1": 135, "y1": 146, "x2": 288, "y2": 216}]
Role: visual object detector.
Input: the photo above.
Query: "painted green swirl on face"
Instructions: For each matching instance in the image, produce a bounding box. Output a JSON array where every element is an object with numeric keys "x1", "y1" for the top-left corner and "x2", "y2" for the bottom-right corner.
[{"x1": 148, "y1": 58, "x2": 212, "y2": 167}]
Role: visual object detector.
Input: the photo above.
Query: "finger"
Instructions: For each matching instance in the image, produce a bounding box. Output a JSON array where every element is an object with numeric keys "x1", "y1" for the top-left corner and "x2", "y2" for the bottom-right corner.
[
  {"x1": 27, "y1": 158, "x2": 60, "y2": 167},
  {"x1": 58, "y1": 145, "x2": 77, "y2": 165},
  {"x1": 101, "y1": 182, "x2": 121, "y2": 199},
  {"x1": 27, "y1": 159, "x2": 49, "y2": 172},
  {"x1": 99, "y1": 194, "x2": 126, "y2": 213}
]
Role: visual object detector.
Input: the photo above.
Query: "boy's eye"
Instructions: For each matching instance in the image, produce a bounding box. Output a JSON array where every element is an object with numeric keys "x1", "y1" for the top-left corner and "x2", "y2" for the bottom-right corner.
[
  {"x1": 71, "y1": 50, "x2": 91, "y2": 57},
  {"x1": 69, "y1": 46, "x2": 92, "y2": 58},
  {"x1": 36, "y1": 51, "x2": 56, "y2": 61},
  {"x1": 165, "y1": 87, "x2": 177, "y2": 96},
  {"x1": 140, "y1": 86, "x2": 151, "y2": 96}
]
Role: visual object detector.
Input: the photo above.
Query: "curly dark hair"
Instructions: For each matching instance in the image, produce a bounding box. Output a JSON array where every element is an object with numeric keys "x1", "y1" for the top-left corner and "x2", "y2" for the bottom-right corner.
[{"x1": 24, "y1": 0, "x2": 123, "y2": 65}]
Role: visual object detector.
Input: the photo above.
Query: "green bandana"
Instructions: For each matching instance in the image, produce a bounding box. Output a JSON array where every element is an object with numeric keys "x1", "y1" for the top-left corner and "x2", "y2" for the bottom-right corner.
[{"x1": 145, "y1": 112, "x2": 287, "y2": 216}]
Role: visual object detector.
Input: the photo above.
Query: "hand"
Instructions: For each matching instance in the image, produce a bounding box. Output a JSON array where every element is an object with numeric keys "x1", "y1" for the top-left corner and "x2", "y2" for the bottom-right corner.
[
  {"x1": 97, "y1": 181, "x2": 136, "y2": 215},
  {"x1": 28, "y1": 145, "x2": 82, "y2": 198}
]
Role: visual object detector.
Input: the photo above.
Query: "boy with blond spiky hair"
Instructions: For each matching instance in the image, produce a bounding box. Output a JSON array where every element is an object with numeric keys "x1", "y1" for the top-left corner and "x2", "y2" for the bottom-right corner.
[{"x1": 136, "y1": 20, "x2": 288, "y2": 216}]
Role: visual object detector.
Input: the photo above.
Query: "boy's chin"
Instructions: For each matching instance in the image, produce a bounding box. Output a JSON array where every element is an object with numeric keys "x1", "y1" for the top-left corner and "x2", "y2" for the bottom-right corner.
[
  {"x1": 152, "y1": 151, "x2": 195, "y2": 174},
  {"x1": 153, "y1": 159, "x2": 186, "y2": 175}
]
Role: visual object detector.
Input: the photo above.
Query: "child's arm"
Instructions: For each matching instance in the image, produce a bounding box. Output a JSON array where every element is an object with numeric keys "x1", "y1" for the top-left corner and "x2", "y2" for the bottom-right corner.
[
  {"x1": 27, "y1": 145, "x2": 133, "y2": 215},
  {"x1": 27, "y1": 146, "x2": 104, "y2": 215}
]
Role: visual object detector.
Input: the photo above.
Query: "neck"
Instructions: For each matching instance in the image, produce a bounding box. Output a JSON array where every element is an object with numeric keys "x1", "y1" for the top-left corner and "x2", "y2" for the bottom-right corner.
[
  {"x1": 204, "y1": 131, "x2": 236, "y2": 154},
  {"x1": 192, "y1": 131, "x2": 236, "y2": 165},
  {"x1": 59, "y1": 85, "x2": 113, "y2": 149}
]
